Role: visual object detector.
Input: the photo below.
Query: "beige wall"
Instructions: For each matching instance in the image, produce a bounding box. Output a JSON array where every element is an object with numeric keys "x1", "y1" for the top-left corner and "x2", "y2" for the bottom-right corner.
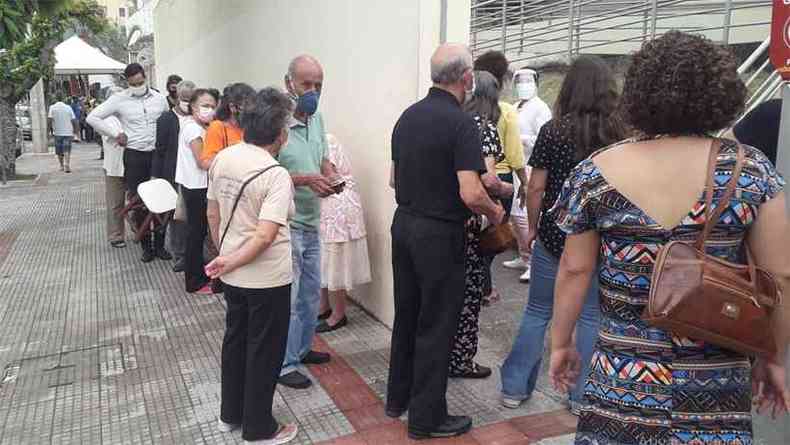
[{"x1": 155, "y1": 0, "x2": 471, "y2": 326}]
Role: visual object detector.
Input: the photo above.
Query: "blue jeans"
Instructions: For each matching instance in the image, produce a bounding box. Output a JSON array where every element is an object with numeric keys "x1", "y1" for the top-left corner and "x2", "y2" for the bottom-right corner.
[
  {"x1": 280, "y1": 228, "x2": 321, "y2": 376},
  {"x1": 500, "y1": 241, "x2": 600, "y2": 404}
]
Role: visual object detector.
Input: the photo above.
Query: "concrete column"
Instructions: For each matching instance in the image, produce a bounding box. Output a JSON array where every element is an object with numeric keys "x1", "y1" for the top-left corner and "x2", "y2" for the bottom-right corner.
[{"x1": 29, "y1": 79, "x2": 49, "y2": 154}]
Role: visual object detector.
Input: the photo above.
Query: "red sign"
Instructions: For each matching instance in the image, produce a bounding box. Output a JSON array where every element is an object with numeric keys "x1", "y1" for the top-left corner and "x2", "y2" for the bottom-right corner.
[{"x1": 771, "y1": 0, "x2": 790, "y2": 79}]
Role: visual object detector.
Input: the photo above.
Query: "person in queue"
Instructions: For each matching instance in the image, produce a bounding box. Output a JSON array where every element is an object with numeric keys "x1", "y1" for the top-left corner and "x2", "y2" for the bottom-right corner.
[
  {"x1": 548, "y1": 31, "x2": 790, "y2": 444},
  {"x1": 199, "y1": 83, "x2": 256, "y2": 169},
  {"x1": 87, "y1": 63, "x2": 170, "y2": 263},
  {"x1": 176, "y1": 89, "x2": 218, "y2": 294},
  {"x1": 387, "y1": 43, "x2": 505, "y2": 440},
  {"x1": 100, "y1": 87, "x2": 127, "y2": 249},
  {"x1": 276, "y1": 54, "x2": 342, "y2": 390},
  {"x1": 206, "y1": 87, "x2": 299, "y2": 445},
  {"x1": 503, "y1": 68, "x2": 552, "y2": 282},
  {"x1": 165, "y1": 74, "x2": 183, "y2": 110},
  {"x1": 473, "y1": 50, "x2": 527, "y2": 305},
  {"x1": 153, "y1": 80, "x2": 196, "y2": 273},
  {"x1": 500, "y1": 55, "x2": 625, "y2": 413},
  {"x1": 316, "y1": 133, "x2": 372, "y2": 333},
  {"x1": 447, "y1": 70, "x2": 513, "y2": 380}
]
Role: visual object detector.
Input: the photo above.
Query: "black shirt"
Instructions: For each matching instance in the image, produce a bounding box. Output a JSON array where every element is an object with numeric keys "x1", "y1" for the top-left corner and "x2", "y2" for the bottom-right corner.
[
  {"x1": 528, "y1": 117, "x2": 580, "y2": 258},
  {"x1": 733, "y1": 99, "x2": 779, "y2": 165},
  {"x1": 392, "y1": 88, "x2": 486, "y2": 222},
  {"x1": 152, "y1": 110, "x2": 181, "y2": 185}
]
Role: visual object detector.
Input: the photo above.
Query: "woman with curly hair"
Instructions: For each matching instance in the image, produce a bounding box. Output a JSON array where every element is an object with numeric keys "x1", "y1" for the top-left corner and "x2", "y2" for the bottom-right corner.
[{"x1": 548, "y1": 31, "x2": 790, "y2": 444}]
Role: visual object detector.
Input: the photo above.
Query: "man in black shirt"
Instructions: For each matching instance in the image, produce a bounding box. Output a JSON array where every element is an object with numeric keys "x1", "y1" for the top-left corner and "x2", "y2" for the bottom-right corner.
[
  {"x1": 386, "y1": 43, "x2": 505, "y2": 440},
  {"x1": 728, "y1": 98, "x2": 779, "y2": 165}
]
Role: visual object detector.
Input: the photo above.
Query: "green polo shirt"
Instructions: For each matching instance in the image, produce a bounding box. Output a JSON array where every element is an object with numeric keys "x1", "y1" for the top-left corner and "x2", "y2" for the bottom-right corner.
[{"x1": 277, "y1": 112, "x2": 328, "y2": 231}]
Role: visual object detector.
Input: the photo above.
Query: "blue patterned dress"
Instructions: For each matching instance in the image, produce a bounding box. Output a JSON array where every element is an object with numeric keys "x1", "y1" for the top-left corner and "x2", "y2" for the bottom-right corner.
[{"x1": 550, "y1": 139, "x2": 785, "y2": 445}]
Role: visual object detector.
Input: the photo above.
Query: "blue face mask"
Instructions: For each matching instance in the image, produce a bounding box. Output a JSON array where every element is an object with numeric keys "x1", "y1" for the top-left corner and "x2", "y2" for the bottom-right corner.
[{"x1": 294, "y1": 90, "x2": 320, "y2": 116}]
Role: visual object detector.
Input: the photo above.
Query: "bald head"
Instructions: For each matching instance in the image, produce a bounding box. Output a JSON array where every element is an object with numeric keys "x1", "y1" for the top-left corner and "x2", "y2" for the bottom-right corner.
[
  {"x1": 431, "y1": 43, "x2": 473, "y2": 85},
  {"x1": 285, "y1": 54, "x2": 324, "y2": 99}
]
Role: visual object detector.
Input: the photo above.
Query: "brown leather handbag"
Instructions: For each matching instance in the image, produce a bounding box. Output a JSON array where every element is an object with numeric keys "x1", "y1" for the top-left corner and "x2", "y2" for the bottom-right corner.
[
  {"x1": 642, "y1": 141, "x2": 783, "y2": 357},
  {"x1": 479, "y1": 222, "x2": 517, "y2": 256}
]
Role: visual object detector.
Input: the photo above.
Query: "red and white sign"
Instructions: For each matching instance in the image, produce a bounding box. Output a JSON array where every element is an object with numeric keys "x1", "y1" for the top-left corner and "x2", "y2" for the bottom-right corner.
[{"x1": 770, "y1": 0, "x2": 790, "y2": 79}]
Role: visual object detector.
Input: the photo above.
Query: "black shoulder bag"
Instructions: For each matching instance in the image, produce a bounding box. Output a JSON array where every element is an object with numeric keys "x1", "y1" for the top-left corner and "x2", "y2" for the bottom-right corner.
[{"x1": 211, "y1": 164, "x2": 285, "y2": 293}]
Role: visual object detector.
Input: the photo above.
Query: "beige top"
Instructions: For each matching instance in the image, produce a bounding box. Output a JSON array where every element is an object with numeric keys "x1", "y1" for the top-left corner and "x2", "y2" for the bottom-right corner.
[{"x1": 207, "y1": 142, "x2": 295, "y2": 289}]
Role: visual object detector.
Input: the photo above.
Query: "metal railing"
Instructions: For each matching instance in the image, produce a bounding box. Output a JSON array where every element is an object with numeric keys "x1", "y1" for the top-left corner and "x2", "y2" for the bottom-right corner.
[
  {"x1": 471, "y1": 0, "x2": 771, "y2": 64},
  {"x1": 734, "y1": 36, "x2": 781, "y2": 125}
]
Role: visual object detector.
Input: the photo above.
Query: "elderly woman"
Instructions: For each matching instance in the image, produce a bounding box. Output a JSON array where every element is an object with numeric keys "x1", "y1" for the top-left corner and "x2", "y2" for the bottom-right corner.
[
  {"x1": 177, "y1": 89, "x2": 218, "y2": 294},
  {"x1": 447, "y1": 70, "x2": 513, "y2": 379},
  {"x1": 316, "y1": 134, "x2": 372, "y2": 332},
  {"x1": 548, "y1": 31, "x2": 790, "y2": 444},
  {"x1": 205, "y1": 87, "x2": 298, "y2": 444}
]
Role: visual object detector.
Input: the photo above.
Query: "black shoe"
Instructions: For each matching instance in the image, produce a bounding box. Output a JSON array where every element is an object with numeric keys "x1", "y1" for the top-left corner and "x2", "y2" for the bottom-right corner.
[
  {"x1": 316, "y1": 316, "x2": 348, "y2": 333},
  {"x1": 156, "y1": 248, "x2": 172, "y2": 261},
  {"x1": 278, "y1": 371, "x2": 312, "y2": 389},
  {"x1": 301, "y1": 350, "x2": 331, "y2": 365},
  {"x1": 449, "y1": 363, "x2": 492, "y2": 379},
  {"x1": 172, "y1": 259, "x2": 184, "y2": 273},
  {"x1": 141, "y1": 250, "x2": 155, "y2": 263},
  {"x1": 408, "y1": 415, "x2": 472, "y2": 440},
  {"x1": 385, "y1": 405, "x2": 406, "y2": 418},
  {"x1": 317, "y1": 309, "x2": 332, "y2": 321},
  {"x1": 110, "y1": 240, "x2": 126, "y2": 249}
]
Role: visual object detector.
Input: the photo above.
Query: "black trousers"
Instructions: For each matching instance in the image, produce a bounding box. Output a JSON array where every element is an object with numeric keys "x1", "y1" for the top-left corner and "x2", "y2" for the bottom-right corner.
[
  {"x1": 387, "y1": 209, "x2": 467, "y2": 430},
  {"x1": 123, "y1": 149, "x2": 163, "y2": 252},
  {"x1": 181, "y1": 186, "x2": 209, "y2": 292},
  {"x1": 221, "y1": 283, "x2": 291, "y2": 441}
]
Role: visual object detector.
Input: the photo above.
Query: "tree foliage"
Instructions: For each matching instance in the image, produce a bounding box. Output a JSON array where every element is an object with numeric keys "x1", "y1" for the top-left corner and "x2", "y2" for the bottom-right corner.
[{"x1": 0, "y1": 0, "x2": 106, "y2": 102}]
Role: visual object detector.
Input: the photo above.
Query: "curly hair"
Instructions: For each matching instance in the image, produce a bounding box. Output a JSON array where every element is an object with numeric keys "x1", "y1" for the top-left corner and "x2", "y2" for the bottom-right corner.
[
  {"x1": 474, "y1": 50, "x2": 509, "y2": 87},
  {"x1": 621, "y1": 31, "x2": 745, "y2": 136}
]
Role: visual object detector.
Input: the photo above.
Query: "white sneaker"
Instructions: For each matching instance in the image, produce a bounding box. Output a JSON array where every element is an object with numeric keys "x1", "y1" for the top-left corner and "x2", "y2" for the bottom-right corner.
[
  {"x1": 245, "y1": 423, "x2": 299, "y2": 444},
  {"x1": 503, "y1": 257, "x2": 528, "y2": 270},
  {"x1": 519, "y1": 268, "x2": 531, "y2": 283},
  {"x1": 218, "y1": 419, "x2": 240, "y2": 433},
  {"x1": 501, "y1": 395, "x2": 525, "y2": 409}
]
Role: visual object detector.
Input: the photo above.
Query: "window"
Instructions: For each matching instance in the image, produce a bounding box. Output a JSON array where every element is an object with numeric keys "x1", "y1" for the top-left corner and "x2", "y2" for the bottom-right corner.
[{"x1": 119, "y1": 7, "x2": 126, "y2": 18}]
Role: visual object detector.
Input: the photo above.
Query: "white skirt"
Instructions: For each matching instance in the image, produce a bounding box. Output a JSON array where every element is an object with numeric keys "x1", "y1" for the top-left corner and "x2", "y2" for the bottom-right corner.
[{"x1": 321, "y1": 237, "x2": 372, "y2": 292}]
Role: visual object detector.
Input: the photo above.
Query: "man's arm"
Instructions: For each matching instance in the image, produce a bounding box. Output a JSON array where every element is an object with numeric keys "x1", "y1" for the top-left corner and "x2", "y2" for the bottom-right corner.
[
  {"x1": 291, "y1": 172, "x2": 334, "y2": 197},
  {"x1": 86, "y1": 96, "x2": 122, "y2": 139},
  {"x1": 458, "y1": 170, "x2": 505, "y2": 224}
]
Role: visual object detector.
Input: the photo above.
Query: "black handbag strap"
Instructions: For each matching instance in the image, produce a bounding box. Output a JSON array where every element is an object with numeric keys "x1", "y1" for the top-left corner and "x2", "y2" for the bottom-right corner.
[{"x1": 218, "y1": 164, "x2": 285, "y2": 249}]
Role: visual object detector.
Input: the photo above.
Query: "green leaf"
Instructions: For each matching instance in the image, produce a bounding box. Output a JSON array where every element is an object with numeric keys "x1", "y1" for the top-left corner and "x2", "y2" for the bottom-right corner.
[{"x1": 3, "y1": 17, "x2": 20, "y2": 38}]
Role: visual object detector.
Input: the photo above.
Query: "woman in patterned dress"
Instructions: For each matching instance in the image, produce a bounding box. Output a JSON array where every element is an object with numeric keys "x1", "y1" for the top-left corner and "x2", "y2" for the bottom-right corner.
[
  {"x1": 446, "y1": 71, "x2": 513, "y2": 379},
  {"x1": 549, "y1": 31, "x2": 790, "y2": 445}
]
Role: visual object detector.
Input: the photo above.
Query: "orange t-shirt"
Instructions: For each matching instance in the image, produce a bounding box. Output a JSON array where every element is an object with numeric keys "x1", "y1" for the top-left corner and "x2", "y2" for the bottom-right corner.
[{"x1": 201, "y1": 120, "x2": 244, "y2": 162}]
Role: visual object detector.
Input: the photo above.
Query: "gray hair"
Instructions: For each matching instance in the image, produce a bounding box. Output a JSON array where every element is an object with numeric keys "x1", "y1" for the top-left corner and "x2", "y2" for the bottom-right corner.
[
  {"x1": 463, "y1": 71, "x2": 501, "y2": 123},
  {"x1": 176, "y1": 80, "x2": 196, "y2": 98},
  {"x1": 241, "y1": 87, "x2": 294, "y2": 147},
  {"x1": 431, "y1": 52, "x2": 472, "y2": 84}
]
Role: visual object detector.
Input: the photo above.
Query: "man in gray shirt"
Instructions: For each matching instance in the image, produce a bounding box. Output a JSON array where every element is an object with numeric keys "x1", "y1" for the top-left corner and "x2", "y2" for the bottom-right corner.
[
  {"x1": 87, "y1": 63, "x2": 169, "y2": 263},
  {"x1": 48, "y1": 96, "x2": 79, "y2": 173}
]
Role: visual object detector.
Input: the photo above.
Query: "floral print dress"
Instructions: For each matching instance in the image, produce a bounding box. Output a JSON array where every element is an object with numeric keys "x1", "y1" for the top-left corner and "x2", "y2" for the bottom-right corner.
[
  {"x1": 449, "y1": 114, "x2": 506, "y2": 374},
  {"x1": 550, "y1": 139, "x2": 784, "y2": 445}
]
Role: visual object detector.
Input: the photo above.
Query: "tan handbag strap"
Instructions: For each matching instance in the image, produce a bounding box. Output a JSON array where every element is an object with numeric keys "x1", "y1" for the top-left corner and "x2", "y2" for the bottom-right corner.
[{"x1": 695, "y1": 140, "x2": 745, "y2": 250}]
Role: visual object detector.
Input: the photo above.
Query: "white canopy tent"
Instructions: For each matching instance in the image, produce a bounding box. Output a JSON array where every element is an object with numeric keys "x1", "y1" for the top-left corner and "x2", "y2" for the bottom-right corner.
[{"x1": 54, "y1": 35, "x2": 126, "y2": 75}]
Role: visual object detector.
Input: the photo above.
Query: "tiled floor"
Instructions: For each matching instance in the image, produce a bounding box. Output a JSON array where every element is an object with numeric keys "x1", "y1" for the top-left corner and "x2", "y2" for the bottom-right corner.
[{"x1": 0, "y1": 145, "x2": 786, "y2": 444}]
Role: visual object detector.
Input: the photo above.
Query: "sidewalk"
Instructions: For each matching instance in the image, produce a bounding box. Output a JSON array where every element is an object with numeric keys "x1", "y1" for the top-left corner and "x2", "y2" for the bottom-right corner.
[{"x1": 0, "y1": 144, "x2": 785, "y2": 444}]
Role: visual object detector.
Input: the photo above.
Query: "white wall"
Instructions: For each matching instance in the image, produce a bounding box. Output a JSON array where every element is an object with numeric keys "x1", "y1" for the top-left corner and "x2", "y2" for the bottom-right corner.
[{"x1": 155, "y1": 0, "x2": 471, "y2": 326}]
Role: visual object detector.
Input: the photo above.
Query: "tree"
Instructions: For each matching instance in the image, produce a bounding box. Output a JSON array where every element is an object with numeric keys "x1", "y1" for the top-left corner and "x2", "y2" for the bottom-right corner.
[{"x1": 0, "y1": 0, "x2": 105, "y2": 180}]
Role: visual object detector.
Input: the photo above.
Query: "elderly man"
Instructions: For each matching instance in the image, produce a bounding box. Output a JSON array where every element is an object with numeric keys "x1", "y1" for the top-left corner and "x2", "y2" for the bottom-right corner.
[
  {"x1": 276, "y1": 55, "x2": 340, "y2": 389},
  {"x1": 87, "y1": 63, "x2": 170, "y2": 263},
  {"x1": 153, "y1": 80, "x2": 195, "y2": 272},
  {"x1": 387, "y1": 43, "x2": 505, "y2": 440}
]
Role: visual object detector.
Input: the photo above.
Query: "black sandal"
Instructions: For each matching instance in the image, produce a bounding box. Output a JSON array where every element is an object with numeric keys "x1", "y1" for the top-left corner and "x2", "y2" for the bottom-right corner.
[
  {"x1": 110, "y1": 240, "x2": 127, "y2": 248},
  {"x1": 317, "y1": 309, "x2": 332, "y2": 321}
]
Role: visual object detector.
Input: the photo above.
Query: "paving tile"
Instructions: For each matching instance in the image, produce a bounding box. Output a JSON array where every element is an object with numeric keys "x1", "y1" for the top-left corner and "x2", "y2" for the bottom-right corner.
[
  {"x1": 342, "y1": 403, "x2": 398, "y2": 432},
  {"x1": 470, "y1": 422, "x2": 531, "y2": 445},
  {"x1": 509, "y1": 410, "x2": 577, "y2": 442}
]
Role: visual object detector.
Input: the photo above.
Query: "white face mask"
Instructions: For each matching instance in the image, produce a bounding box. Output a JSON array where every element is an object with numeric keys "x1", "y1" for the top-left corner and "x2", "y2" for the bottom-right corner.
[
  {"x1": 178, "y1": 101, "x2": 190, "y2": 114},
  {"x1": 129, "y1": 84, "x2": 148, "y2": 97},
  {"x1": 516, "y1": 82, "x2": 537, "y2": 101},
  {"x1": 197, "y1": 105, "x2": 215, "y2": 123},
  {"x1": 464, "y1": 74, "x2": 476, "y2": 104}
]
